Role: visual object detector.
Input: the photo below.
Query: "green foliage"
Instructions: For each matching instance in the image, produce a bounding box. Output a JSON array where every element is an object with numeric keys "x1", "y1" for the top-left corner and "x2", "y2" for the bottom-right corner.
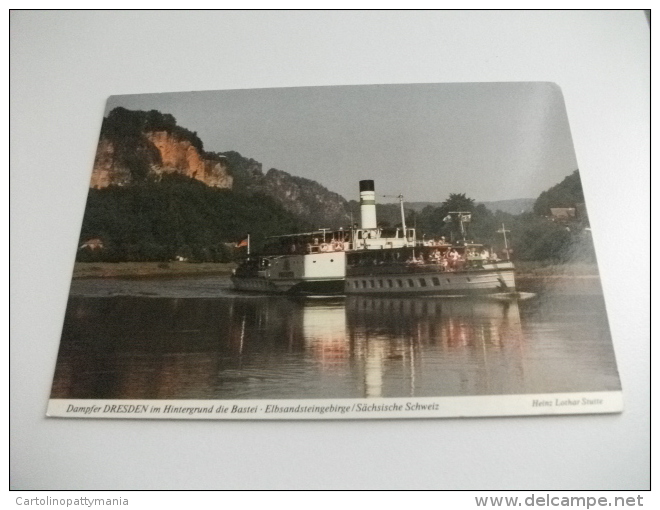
[
  {"x1": 506, "y1": 213, "x2": 569, "y2": 262},
  {"x1": 77, "y1": 174, "x2": 310, "y2": 262},
  {"x1": 533, "y1": 169, "x2": 584, "y2": 216},
  {"x1": 85, "y1": 108, "x2": 594, "y2": 267},
  {"x1": 441, "y1": 192, "x2": 476, "y2": 212},
  {"x1": 374, "y1": 203, "x2": 404, "y2": 227},
  {"x1": 415, "y1": 193, "x2": 484, "y2": 242},
  {"x1": 102, "y1": 107, "x2": 206, "y2": 153},
  {"x1": 414, "y1": 175, "x2": 595, "y2": 263},
  {"x1": 215, "y1": 150, "x2": 262, "y2": 192},
  {"x1": 98, "y1": 107, "x2": 221, "y2": 183}
]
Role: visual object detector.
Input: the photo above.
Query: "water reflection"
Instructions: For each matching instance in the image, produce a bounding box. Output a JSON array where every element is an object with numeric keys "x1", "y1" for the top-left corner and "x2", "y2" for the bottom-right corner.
[
  {"x1": 344, "y1": 296, "x2": 527, "y2": 398},
  {"x1": 51, "y1": 284, "x2": 620, "y2": 400}
]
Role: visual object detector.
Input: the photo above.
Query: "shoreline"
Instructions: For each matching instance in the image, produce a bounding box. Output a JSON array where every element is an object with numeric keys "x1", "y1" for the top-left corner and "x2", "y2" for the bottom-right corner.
[
  {"x1": 512, "y1": 261, "x2": 600, "y2": 278},
  {"x1": 72, "y1": 262, "x2": 237, "y2": 279},
  {"x1": 71, "y1": 261, "x2": 600, "y2": 280}
]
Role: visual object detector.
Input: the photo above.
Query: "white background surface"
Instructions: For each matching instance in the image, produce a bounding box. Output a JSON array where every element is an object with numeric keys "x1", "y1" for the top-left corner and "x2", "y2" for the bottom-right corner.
[{"x1": 10, "y1": 11, "x2": 649, "y2": 489}]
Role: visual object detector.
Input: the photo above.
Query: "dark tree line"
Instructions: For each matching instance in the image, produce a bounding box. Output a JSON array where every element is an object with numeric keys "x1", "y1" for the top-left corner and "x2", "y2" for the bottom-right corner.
[
  {"x1": 102, "y1": 107, "x2": 208, "y2": 154},
  {"x1": 533, "y1": 170, "x2": 584, "y2": 216},
  {"x1": 77, "y1": 174, "x2": 309, "y2": 262},
  {"x1": 81, "y1": 112, "x2": 593, "y2": 269},
  {"x1": 408, "y1": 171, "x2": 593, "y2": 263},
  {"x1": 348, "y1": 173, "x2": 593, "y2": 263}
]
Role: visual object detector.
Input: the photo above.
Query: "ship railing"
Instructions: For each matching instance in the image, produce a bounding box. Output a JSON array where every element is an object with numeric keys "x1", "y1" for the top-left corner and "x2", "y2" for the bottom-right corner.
[
  {"x1": 346, "y1": 259, "x2": 502, "y2": 276},
  {"x1": 306, "y1": 241, "x2": 350, "y2": 254},
  {"x1": 346, "y1": 264, "x2": 440, "y2": 276}
]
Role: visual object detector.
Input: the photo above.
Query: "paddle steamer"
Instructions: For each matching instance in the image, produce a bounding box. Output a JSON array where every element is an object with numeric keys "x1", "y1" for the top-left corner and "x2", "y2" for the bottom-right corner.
[{"x1": 231, "y1": 180, "x2": 516, "y2": 295}]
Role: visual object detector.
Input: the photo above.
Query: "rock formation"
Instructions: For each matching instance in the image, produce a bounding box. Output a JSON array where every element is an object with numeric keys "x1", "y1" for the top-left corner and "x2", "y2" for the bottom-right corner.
[
  {"x1": 90, "y1": 131, "x2": 232, "y2": 189},
  {"x1": 89, "y1": 107, "x2": 349, "y2": 228},
  {"x1": 258, "y1": 168, "x2": 349, "y2": 228},
  {"x1": 220, "y1": 150, "x2": 350, "y2": 228},
  {"x1": 145, "y1": 131, "x2": 232, "y2": 188},
  {"x1": 89, "y1": 107, "x2": 232, "y2": 190}
]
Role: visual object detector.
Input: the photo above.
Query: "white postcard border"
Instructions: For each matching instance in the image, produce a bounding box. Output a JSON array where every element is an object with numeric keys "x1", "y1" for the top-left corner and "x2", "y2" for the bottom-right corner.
[{"x1": 47, "y1": 391, "x2": 622, "y2": 420}]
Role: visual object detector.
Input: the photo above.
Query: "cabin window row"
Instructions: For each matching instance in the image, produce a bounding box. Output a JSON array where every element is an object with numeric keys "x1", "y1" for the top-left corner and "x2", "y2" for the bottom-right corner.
[{"x1": 353, "y1": 276, "x2": 460, "y2": 289}]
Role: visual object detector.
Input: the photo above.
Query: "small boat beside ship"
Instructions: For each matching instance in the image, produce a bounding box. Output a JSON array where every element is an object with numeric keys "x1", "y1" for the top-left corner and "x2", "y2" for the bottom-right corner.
[{"x1": 231, "y1": 180, "x2": 516, "y2": 296}]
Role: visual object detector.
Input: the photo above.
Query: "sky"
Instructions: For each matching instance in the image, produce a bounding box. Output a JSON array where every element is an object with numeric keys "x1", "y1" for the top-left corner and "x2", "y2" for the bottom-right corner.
[{"x1": 105, "y1": 82, "x2": 578, "y2": 204}]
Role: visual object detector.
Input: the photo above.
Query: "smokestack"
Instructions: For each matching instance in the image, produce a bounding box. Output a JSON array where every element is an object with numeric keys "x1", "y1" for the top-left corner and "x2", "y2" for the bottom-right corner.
[{"x1": 359, "y1": 180, "x2": 377, "y2": 229}]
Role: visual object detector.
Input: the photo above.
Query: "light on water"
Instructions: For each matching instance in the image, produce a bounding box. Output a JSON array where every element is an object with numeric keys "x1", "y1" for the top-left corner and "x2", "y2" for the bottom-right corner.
[{"x1": 51, "y1": 277, "x2": 620, "y2": 400}]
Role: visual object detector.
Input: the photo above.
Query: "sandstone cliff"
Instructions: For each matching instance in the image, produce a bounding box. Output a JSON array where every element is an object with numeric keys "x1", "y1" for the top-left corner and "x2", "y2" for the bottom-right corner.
[
  {"x1": 90, "y1": 108, "x2": 348, "y2": 229},
  {"x1": 258, "y1": 168, "x2": 349, "y2": 228},
  {"x1": 90, "y1": 132, "x2": 232, "y2": 189},
  {"x1": 90, "y1": 137, "x2": 131, "y2": 189},
  {"x1": 89, "y1": 108, "x2": 232, "y2": 189},
  {"x1": 219, "y1": 151, "x2": 350, "y2": 229},
  {"x1": 146, "y1": 131, "x2": 232, "y2": 188}
]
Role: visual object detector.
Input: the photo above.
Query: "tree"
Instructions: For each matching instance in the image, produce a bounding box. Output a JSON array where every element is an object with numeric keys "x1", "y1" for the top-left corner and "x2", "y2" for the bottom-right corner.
[
  {"x1": 416, "y1": 193, "x2": 480, "y2": 241},
  {"x1": 76, "y1": 174, "x2": 309, "y2": 263},
  {"x1": 533, "y1": 169, "x2": 583, "y2": 216},
  {"x1": 441, "y1": 193, "x2": 476, "y2": 213}
]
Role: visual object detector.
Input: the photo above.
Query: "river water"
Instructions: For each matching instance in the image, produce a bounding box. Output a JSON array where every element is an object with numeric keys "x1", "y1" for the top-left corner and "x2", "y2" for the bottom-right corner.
[{"x1": 50, "y1": 276, "x2": 621, "y2": 400}]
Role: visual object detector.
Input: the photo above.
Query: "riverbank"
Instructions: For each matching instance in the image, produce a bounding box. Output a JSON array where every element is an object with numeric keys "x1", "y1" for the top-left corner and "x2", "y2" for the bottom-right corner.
[
  {"x1": 72, "y1": 261, "x2": 600, "y2": 280},
  {"x1": 513, "y1": 261, "x2": 602, "y2": 294},
  {"x1": 513, "y1": 261, "x2": 600, "y2": 278},
  {"x1": 72, "y1": 261, "x2": 237, "y2": 279}
]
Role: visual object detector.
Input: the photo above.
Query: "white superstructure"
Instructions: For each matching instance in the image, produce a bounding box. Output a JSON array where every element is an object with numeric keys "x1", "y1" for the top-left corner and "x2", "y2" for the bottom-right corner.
[{"x1": 232, "y1": 179, "x2": 516, "y2": 296}]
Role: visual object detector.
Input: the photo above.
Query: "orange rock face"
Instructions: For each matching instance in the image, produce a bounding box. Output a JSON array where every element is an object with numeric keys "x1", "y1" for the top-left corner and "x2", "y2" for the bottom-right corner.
[
  {"x1": 89, "y1": 131, "x2": 233, "y2": 189},
  {"x1": 90, "y1": 138, "x2": 130, "y2": 189}
]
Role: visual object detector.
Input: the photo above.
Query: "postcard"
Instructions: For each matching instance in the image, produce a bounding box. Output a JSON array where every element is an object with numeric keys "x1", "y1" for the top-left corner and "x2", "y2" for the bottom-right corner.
[{"x1": 47, "y1": 82, "x2": 622, "y2": 419}]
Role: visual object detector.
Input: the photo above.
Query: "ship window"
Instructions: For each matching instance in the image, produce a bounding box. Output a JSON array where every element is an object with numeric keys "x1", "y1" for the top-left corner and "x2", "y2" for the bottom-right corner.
[
  {"x1": 370, "y1": 280, "x2": 375, "y2": 288},
  {"x1": 330, "y1": 259, "x2": 334, "y2": 262},
  {"x1": 397, "y1": 280, "x2": 403, "y2": 287},
  {"x1": 408, "y1": 279, "x2": 415, "y2": 287},
  {"x1": 354, "y1": 281, "x2": 359, "y2": 289},
  {"x1": 419, "y1": 278, "x2": 427, "y2": 287},
  {"x1": 388, "y1": 280, "x2": 393, "y2": 288},
  {"x1": 378, "y1": 280, "x2": 384, "y2": 288},
  {"x1": 432, "y1": 277, "x2": 440, "y2": 286},
  {"x1": 362, "y1": 280, "x2": 367, "y2": 288}
]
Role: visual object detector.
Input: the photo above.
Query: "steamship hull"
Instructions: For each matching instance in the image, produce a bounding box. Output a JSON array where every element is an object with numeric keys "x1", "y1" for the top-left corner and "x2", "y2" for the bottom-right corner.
[
  {"x1": 344, "y1": 261, "x2": 516, "y2": 296},
  {"x1": 231, "y1": 275, "x2": 345, "y2": 294},
  {"x1": 231, "y1": 251, "x2": 347, "y2": 295}
]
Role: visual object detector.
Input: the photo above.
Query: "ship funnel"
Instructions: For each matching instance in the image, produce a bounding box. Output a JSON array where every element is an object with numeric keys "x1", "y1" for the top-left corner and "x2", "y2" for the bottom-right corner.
[{"x1": 359, "y1": 180, "x2": 377, "y2": 229}]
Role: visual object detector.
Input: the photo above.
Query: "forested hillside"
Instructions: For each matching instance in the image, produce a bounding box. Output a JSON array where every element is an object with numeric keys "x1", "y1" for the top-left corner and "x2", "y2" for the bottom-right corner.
[
  {"x1": 77, "y1": 107, "x2": 593, "y2": 264},
  {"x1": 533, "y1": 170, "x2": 584, "y2": 216},
  {"x1": 78, "y1": 107, "x2": 349, "y2": 262},
  {"x1": 406, "y1": 170, "x2": 593, "y2": 262},
  {"x1": 77, "y1": 174, "x2": 309, "y2": 262}
]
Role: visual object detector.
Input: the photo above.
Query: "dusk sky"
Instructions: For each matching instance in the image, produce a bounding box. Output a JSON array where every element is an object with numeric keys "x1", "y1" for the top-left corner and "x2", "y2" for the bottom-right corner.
[{"x1": 105, "y1": 82, "x2": 578, "y2": 204}]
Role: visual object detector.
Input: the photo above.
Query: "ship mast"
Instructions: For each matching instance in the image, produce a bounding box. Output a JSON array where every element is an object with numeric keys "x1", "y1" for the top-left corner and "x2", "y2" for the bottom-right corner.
[
  {"x1": 497, "y1": 224, "x2": 511, "y2": 260},
  {"x1": 383, "y1": 193, "x2": 407, "y2": 239},
  {"x1": 448, "y1": 211, "x2": 472, "y2": 240},
  {"x1": 398, "y1": 194, "x2": 407, "y2": 237}
]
